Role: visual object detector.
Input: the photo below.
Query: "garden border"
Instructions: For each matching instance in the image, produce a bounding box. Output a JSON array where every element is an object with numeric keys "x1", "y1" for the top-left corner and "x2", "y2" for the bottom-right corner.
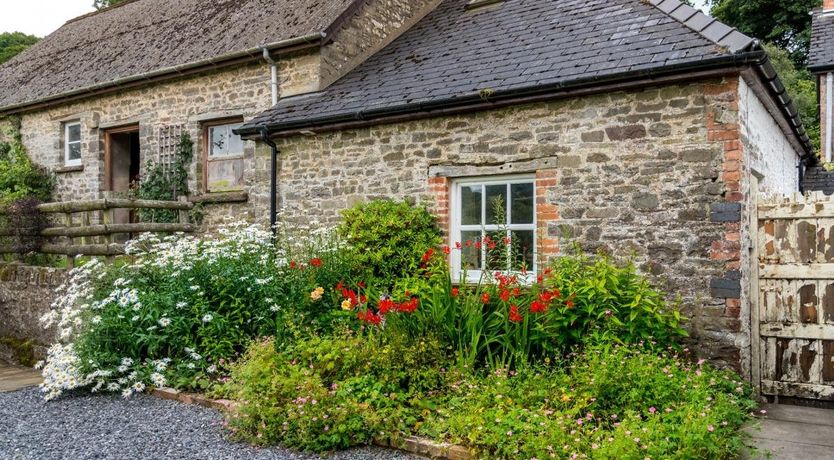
[{"x1": 149, "y1": 387, "x2": 475, "y2": 460}]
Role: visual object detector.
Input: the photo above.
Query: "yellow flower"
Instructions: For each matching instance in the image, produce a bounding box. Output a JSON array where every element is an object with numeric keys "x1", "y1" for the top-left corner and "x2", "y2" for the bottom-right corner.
[
  {"x1": 560, "y1": 394, "x2": 571, "y2": 403},
  {"x1": 341, "y1": 299, "x2": 353, "y2": 311},
  {"x1": 310, "y1": 287, "x2": 324, "y2": 301}
]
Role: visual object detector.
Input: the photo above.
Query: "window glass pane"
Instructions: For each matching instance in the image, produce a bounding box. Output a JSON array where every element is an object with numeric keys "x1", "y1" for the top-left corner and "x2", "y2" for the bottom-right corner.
[
  {"x1": 67, "y1": 124, "x2": 81, "y2": 143},
  {"x1": 460, "y1": 185, "x2": 482, "y2": 225},
  {"x1": 485, "y1": 230, "x2": 508, "y2": 271},
  {"x1": 460, "y1": 230, "x2": 482, "y2": 270},
  {"x1": 67, "y1": 142, "x2": 81, "y2": 161},
  {"x1": 209, "y1": 124, "x2": 243, "y2": 157},
  {"x1": 486, "y1": 184, "x2": 508, "y2": 225},
  {"x1": 511, "y1": 183, "x2": 534, "y2": 224},
  {"x1": 511, "y1": 230, "x2": 535, "y2": 271}
]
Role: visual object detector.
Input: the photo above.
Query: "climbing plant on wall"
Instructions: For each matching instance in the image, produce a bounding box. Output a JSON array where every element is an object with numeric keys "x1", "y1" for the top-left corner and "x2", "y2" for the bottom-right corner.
[
  {"x1": 0, "y1": 117, "x2": 55, "y2": 206},
  {"x1": 135, "y1": 133, "x2": 193, "y2": 223}
]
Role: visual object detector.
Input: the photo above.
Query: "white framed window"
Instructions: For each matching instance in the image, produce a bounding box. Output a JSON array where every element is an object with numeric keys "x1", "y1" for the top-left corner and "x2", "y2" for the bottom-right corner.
[
  {"x1": 204, "y1": 120, "x2": 245, "y2": 192},
  {"x1": 450, "y1": 175, "x2": 537, "y2": 283},
  {"x1": 64, "y1": 122, "x2": 82, "y2": 166}
]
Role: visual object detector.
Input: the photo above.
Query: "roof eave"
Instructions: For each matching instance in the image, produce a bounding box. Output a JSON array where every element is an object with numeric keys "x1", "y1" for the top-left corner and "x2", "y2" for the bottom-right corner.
[{"x1": 0, "y1": 33, "x2": 327, "y2": 117}]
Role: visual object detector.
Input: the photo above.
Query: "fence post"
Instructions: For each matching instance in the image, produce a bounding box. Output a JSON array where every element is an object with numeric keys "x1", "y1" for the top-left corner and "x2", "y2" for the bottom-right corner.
[
  {"x1": 64, "y1": 212, "x2": 74, "y2": 268},
  {"x1": 178, "y1": 196, "x2": 190, "y2": 225}
]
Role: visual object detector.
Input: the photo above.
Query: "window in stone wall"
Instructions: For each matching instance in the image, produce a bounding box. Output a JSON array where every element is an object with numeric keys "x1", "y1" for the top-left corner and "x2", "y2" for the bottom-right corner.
[
  {"x1": 450, "y1": 175, "x2": 536, "y2": 283},
  {"x1": 203, "y1": 119, "x2": 245, "y2": 192},
  {"x1": 64, "y1": 121, "x2": 82, "y2": 166}
]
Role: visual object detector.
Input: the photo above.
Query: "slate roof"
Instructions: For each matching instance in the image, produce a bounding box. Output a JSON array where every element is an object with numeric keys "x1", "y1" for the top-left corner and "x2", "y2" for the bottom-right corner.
[
  {"x1": 0, "y1": 0, "x2": 355, "y2": 112},
  {"x1": 239, "y1": 0, "x2": 759, "y2": 135},
  {"x1": 809, "y1": 8, "x2": 834, "y2": 71}
]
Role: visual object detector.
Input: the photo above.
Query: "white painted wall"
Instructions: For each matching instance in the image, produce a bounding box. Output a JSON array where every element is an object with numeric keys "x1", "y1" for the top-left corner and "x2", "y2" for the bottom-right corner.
[{"x1": 738, "y1": 77, "x2": 801, "y2": 194}]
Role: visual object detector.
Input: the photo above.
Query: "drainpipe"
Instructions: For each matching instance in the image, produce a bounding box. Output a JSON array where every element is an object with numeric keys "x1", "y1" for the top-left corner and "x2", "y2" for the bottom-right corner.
[
  {"x1": 262, "y1": 47, "x2": 279, "y2": 107},
  {"x1": 827, "y1": 72, "x2": 833, "y2": 163},
  {"x1": 260, "y1": 127, "x2": 279, "y2": 239}
]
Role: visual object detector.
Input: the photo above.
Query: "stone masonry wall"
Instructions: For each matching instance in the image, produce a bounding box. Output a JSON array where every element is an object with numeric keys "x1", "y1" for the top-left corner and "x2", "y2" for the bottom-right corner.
[
  {"x1": 270, "y1": 77, "x2": 753, "y2": 372},
  {"x1": 0, "y1": 264, "x2": 65, "y2": 360},
  {"x1": 320, "y1": 0, "x2": 441, "y2": 89},
  {"x1": 4, "y1": 52, "x2": 320, "y2": 228}
]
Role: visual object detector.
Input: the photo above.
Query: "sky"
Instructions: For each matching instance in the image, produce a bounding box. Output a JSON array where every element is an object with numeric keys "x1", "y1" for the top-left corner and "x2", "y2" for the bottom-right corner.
[
  {"x1": 1, "y1": 0, "x2": 95, "y2": 37},
  {"x1": 1, "y1": 0, "x2": 713, "y2": 38}
]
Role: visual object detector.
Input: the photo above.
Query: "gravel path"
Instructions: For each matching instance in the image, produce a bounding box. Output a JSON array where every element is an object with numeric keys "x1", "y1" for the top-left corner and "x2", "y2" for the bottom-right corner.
[{"x1": 0, "y1": 387, "x2": 424, "y2": 460}]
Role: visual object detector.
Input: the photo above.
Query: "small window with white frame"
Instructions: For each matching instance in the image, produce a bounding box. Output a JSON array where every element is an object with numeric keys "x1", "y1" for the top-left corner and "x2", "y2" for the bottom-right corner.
[
  {"x1": 450, "y1": 175, "x2": 536, "y2": 283},
  {"x1": 64, "y1": 121, "x2": 82, "y2": 166}
]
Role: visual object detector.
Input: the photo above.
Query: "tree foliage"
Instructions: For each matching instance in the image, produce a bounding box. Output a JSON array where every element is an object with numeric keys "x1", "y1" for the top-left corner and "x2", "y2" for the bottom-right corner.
[
  {"x1": 707, "y1": 0, "x2": 821, "y2": 67},
  {"x1": 0, "y1": 32, "x2": 39, "y2": 65},
  {"x1": 93, "y1": 0, "x2": 128, "y2": 9}
]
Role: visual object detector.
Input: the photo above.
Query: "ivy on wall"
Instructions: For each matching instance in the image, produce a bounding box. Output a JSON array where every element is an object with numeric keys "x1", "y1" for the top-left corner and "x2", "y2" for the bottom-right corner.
[
  {"x1": 135, "y1": 133, "x2": 193, "y2": 223},
  {"x1": 0, "y1": 117, "x2": 54, "y2": 206}
]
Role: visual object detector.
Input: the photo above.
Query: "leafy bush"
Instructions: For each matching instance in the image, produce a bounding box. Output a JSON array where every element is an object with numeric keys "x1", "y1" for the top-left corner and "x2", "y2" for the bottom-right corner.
[
  {"x1": 38, "y1": 223, "x2": 357, "y2": 399},
  {"x1": 419, "y1": 345, "x2": 757, "y2": 459},
  {"x1": 349, "y1": 247, "x2": 686, "y2": 369},
  {"x1": 0, "y1": 119, "x2": 54, "y2": 205},
  {"x1": 337, "y1": 200, "x2": 441, "y2": 287},
  {"x1": 135, "y1": 133, "x2": 192, "y2": 223},
  {"x1": 220, "y1": 333, "x2": 451, "y2": 452}
]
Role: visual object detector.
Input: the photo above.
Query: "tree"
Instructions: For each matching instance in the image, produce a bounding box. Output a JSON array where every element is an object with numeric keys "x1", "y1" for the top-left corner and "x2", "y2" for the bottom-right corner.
[
  {"x1": 707, "y1": 0, "x2": 821, "y2": 67},
  {"x1": 93, "y1": 0, "x2": 127, "y2": 9},
  {"x1": 0, "y1": 32, "x2": 39, "y2": 66}
]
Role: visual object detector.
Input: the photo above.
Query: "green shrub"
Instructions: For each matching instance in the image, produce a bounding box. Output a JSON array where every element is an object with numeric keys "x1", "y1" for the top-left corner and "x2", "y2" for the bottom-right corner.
[
  {"x1": 220, "y1": 333, "x2": 451, "y2": 452},
  {"x1": 135, "y1": 133, "x2": 192, "y2": 223},
  {"x1": 38, "y1": 223, "x2": 359, "y2": 399},
  {"x1": 0, "y1": 119, "x2": 54, "y2": 205},
  {"x1": 337, "y1": 200, "x2": 441, "y2": 288},
  {"x1": 420, "y1": 345, "x2": 757, "y2": 459},
  {"x1": 366, "y1": 248, "x2": 686, "y2": 369}
]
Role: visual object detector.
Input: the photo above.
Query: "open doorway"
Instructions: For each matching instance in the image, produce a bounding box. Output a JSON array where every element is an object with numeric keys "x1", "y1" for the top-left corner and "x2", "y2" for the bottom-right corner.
[{"x1": 105, "y1": 126, "x2": 141, "y2": 224}]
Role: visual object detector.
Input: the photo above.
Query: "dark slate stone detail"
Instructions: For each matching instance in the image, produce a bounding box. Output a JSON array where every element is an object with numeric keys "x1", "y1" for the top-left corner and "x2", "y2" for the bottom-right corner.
[
  {"x1": 710, "y1": 203, "x2": 741, "y2": 222},
  {"x1": 710, "y1": 276, "x2": 741, "y2": 299},
  {"x1": 241, "y1": 0, "x2": 757, "y2": 133},
  {"x1": 810, "y1": 9, "x2": 834, "y2": 71},
  {"x1": 802, "y1": 166, "x2": 834, "y2": 196}
]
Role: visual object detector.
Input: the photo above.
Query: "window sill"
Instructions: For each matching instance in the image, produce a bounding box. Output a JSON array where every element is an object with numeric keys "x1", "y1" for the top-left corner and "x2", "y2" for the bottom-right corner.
[
  {"x1": 55, "y1": 165, "x2": 84, "y2": 174},
  {"x1": 189, "y1": 191, "x2": 249, "y2": 205}
]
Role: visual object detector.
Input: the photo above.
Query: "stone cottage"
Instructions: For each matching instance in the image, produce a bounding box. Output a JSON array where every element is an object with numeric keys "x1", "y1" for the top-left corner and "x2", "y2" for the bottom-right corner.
[
  {"x1": 0, "y1": 0, "x2": 817, "y2": 376},
  {"x1": 0, "y1": 0, "x2": 438, "y2": 227},
  {"x1": 233, "y1": 0, "x2": 814, "y2": 376}
]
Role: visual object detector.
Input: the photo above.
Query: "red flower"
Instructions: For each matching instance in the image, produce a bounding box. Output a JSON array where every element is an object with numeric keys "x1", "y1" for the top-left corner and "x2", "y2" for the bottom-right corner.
[
  {"x1": 500, "y1": 289, "x2": 510, "y2": 302},
  {"x1": 443, "y1": 245, "x2": 451, "y2": 255},
  {"x1": 397, "y1": 297, "x2": 419, "y2": 313},
  {"x1": 357, "y1": 310, "x2": 382, "y2": 325},
  {"x1": 310, "y1": 258, "x2": 323, "y2": 267},
  {"x1": 290, "y1": 260, "x2": 297, "y2": 269},
  {"x1": 378, "y1": 298, "x2": 396, "y2": 315},
  {"x1": 455, "y1": 242, "x2": 463, "y2": 250},
  {"x1": 465, "y1": 240, "x2": 472, "y2": 248},
  {"x1": 422, "y1": 248, "x2": 435, "y2": 263},
  {"x1": 530, "y1": 300, "x2": 548, "y2": 314},
  {"x1": 481, "y1": 293, "x2": 490, "y2": 304},
  {"x1": 504, "y1": 236, "x2": 512, "y2": 245},
  {"x1": 566, "y1": 299, "x2": 575, "y2": 309},
  {"x1": 475, "y1": 240, "x2": 482, "y2": 250},
  {"x1": 357, "y1": 281, "x2": 366, "y2": 289},
  {"x1": 509, "y1": 305, "x2": 523, "y2": 323},
  {"x1": 451, "y1": 287, "x2": 460, "y2": 298},
  {"x1": 512, "y1": 287, "x2": 521, "y2": 298},
  {"x1": 539, "y1": 290, "x2": 555, "y2": 303},
  {"x1": 336, "y1": 281, "x2": 345, "y2": 292}
]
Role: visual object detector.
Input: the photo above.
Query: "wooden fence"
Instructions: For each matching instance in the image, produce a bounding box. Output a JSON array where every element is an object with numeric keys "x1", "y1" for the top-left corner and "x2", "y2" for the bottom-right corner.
[
  {"x1": 0, "y1": 197, "x2": 195, "y2": 265},
  {"x1": 755, "y1": 191, "x2": 834, "y2": 400}
]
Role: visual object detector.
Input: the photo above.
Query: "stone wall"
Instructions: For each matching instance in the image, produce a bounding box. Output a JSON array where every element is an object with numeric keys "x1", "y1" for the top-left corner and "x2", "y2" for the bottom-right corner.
[
  {"x1": 0, "y1": 264, "x2": 65, "y2": 363},
  {"x1": 4, "y1": 54, "x2": 321, "y2": 226},
  {"x1": 320, "y1": 0, "x2": 441, "y2": 89},
  {"x1": 269, "y1": 77, "x2": 762, "y2": 372}
]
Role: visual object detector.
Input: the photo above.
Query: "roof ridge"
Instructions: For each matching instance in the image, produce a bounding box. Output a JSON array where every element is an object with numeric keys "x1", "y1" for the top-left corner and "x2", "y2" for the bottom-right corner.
[
  {"x1": 646, "y1": 0, "x2": 755, "y2": 53},
  {"x1": 64, "y1": 0, "x2": 144, "y2": 27}
]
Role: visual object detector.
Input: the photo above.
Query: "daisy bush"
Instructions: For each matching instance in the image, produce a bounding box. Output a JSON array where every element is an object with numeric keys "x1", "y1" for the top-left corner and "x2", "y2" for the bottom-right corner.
[{"x1": 38, "y1": 222, "x2": 357, "y2": 400}]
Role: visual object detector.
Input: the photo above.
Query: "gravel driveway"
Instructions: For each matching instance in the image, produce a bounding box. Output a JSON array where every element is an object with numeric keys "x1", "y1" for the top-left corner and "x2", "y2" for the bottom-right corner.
[{"x1": 0, "y1": 388, "x2": 424, "y2": 460}]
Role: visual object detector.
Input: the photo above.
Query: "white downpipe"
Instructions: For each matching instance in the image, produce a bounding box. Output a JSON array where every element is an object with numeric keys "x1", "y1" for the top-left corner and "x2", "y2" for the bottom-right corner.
[
  {"x1": 262, "y1": 47, "x2": 279, "y2": 107},
  {"x1": 827, "y1": 72, "x2": 833, "y2": 162}
]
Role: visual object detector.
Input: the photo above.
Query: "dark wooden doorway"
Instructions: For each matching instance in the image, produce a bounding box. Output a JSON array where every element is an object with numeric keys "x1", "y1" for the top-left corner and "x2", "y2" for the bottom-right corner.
[{"x1": 104, "y1": 126, "x2": 140, "y2": 225}]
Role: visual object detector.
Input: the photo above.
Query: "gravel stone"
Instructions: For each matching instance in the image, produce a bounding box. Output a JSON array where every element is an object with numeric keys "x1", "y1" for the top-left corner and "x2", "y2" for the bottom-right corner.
[{"x1": 0, "y1": 388, "x2": 424, "y2": 460}]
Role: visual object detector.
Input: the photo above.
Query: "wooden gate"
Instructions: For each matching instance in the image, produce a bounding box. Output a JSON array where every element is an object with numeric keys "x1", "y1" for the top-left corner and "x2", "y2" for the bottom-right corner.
[{"x1": 755, "y1": 191, "x2": 834, "y2": 400}]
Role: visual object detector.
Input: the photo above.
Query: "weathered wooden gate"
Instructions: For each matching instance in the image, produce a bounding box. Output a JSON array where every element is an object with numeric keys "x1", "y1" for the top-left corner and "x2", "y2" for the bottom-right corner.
[{"x1": 755, "y1": 192, "x2": 834, "y2": 400}]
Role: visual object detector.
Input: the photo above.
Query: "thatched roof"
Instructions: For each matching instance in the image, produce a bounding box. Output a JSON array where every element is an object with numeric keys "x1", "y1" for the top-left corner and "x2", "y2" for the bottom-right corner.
[{"x1": 0, "y1": 0, "x2": 355, "y2": 112}]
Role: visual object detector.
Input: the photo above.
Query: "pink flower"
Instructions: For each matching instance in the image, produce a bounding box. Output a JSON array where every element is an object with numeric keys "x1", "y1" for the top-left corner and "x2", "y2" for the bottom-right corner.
[
  {"x1": 708, "y1": 425, "x2": 715, "y2": 432},
  {"x1": 649, "y1": 407, "x2": 657, "y2": 414}
]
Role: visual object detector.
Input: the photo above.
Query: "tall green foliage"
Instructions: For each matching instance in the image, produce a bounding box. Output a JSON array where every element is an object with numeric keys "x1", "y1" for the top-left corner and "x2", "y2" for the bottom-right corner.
[
  {"x1": 0, "y1": 32, "x2": 39, "y2": 65},
  {"x1": 135, "y1": 134, "x2": 192, "y2": 222},
  {"x1": 337, "y1": 200, "x2": 441, "y2": 288},
  {"x1": 0, "y1": 118, "x2": 54, "y2": 206}
]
